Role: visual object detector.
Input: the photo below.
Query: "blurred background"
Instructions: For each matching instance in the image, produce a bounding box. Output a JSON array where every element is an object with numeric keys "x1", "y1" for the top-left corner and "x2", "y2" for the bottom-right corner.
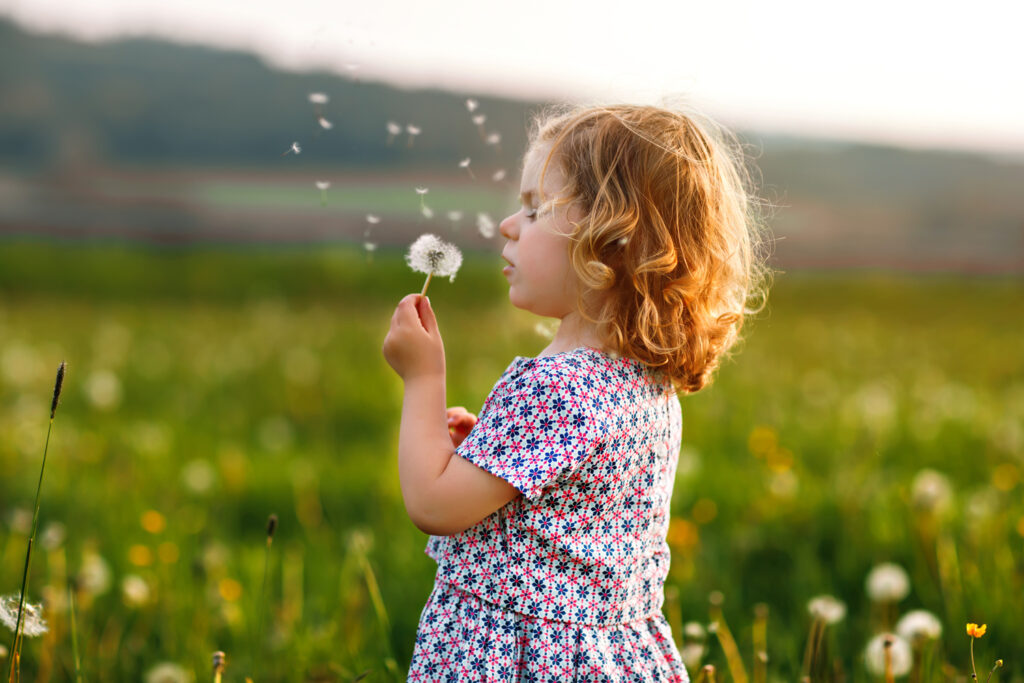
[{"x1": 0, "y1": 0, "x2": 1021, "y2": 681}]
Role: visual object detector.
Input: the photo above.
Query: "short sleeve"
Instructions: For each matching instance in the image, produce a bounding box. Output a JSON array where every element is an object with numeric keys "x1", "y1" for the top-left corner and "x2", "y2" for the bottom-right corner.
[{"x1": 456, "y1": 361, "x2": 598, "y2": 502}]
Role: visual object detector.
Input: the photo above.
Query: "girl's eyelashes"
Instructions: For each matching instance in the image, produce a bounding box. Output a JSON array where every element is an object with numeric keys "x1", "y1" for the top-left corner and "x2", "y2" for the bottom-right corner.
[{"x1": 524, "y1": 207, "x2": 538, "y2": 220}]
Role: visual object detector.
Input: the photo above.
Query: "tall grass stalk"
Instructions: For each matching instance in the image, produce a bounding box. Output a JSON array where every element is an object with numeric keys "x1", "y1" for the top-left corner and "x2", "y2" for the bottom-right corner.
[
  {"x1": 708, "y1": 594, "x2": 748, "y2": 683},
  {"x1": 351, "y1": 534, "x2": 400, "y2": 680},
  {"x1": 253, "y1": 514, "x2": 277, "y2": 679},
  {"x1": 69, "y1": 585, "x2": 82, "y2": 683},
  {"x1": 6, "y1": 362, "x2": 65, "y2": 683}
]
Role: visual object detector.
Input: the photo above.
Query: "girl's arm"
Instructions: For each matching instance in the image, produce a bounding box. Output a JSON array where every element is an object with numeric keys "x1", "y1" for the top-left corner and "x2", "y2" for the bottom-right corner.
[{"x1": 383, "y1": 294, "x2": 521, "y2": 535}]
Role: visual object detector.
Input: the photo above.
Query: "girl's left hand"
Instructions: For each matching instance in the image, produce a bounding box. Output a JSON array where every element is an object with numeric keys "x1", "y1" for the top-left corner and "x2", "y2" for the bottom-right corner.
[{"x1": 382, "y1": 294, "x2": 445, "y2": 382}]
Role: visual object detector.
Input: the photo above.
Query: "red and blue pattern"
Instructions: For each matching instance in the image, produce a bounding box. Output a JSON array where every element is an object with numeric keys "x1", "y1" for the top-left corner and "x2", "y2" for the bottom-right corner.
[{"x1": 410, "y1": 347, "x2": 689, "y2": 681}]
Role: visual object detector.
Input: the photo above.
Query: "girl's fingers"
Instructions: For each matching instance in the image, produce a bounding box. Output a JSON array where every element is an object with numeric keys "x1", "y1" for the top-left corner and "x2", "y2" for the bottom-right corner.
[{"x1": 415, "y1": 296, "x2": 438, "y2": 335}]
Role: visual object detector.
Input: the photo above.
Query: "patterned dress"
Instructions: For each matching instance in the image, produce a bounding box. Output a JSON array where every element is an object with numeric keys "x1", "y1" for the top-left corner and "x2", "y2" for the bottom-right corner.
[{"x1": 407, "y1": 346, "x2": 690, "y2": 682}]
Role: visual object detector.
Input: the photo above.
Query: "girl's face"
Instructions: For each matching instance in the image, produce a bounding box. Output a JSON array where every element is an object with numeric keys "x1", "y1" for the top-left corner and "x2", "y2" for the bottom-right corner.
[{"x1": 499, "y1": 144, "x2": 584, "y2": 318}]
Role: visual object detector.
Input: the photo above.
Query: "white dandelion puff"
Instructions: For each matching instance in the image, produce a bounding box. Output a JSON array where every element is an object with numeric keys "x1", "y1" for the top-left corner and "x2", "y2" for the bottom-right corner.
[
  {"x1": 315, "y1": 181, "x2": 330, "y2": 191},
  {"x1": 466, "y1": 98, "x2": 478, "y2": 112},
  {"x1": 472, "y1": 114, "x2": 486, "y2": 127},
  {"x1": 807, "y1": 595, "x2": 847, "y2": 624},
  {"x1": 122, "y1": 574, "x2": 151, "y2": 607},
  {"x1": 476, "y1": 212, "x2": 495, "y2": 239},
  {"x1": 406, "y1": 233, "x2": 463, "y2": 295},
  {"x1": 145, "y1": 662, "x2": 189, "y2": 683},
  {"x1": 485, "y1": 132, "x2": 502, "y2": 146},
  {"x1": 78, "y1": 551, "x2": 112, "y2": 596},
  {"x1": 318, "y1": 117, "x2": 333, "y2": 130},
  {"x1": 492, "y1": 169, "x2": 507, "y2": 182},
  {"x1": 0, "y1": 594, "x2": 48, "y2": 637},
  {"x1": 683, "y1": 621, "x2": 707, "y2": 642},
  {"x1": 308, "y1": 92, "x2": 329, "y2": 105},
  {"x1": 40, "y1": 521, "x2": 66, "y2": 551},
  {"x1": 864, "y1": 633, "x2": 912, "y2": 678},
  {"x1": 281, "y1": 141, "x2": 301, "y2": 156},
  {"x1": 911, "y1": 468, "x2": 953, "y2": 514},
  {"x1": 866, "y1": 562, "x2": 911, "y2": 603},
  {"x1": 366, "y1": 214, "x2": 381, "y2": 225},
  {"x1": 896, "y1": 609, "x2": 943, "y2": 642}
]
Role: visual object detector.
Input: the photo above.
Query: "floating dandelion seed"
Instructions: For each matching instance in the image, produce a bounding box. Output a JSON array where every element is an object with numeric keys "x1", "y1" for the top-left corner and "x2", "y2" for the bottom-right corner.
[
  {"x1": 492, "y1": 169, "x2": 507, "y2": 182},
  {"x1": 406, "y1": 233, "x2": 463, "y2": 295},
  {"x1": 0, "y1": 594, "x2": 48, "y2": 637},
  {"x1": 406, "y1": 124, "x2": 421, "y2": 147},
  {"x1": 466, "y1": 98, "x2": 478, "y2": 112},
  {"x1": 386, "y1": 120, "x2": 402, "y2": 145},
  {"x1": 364, "y1": 242, "x2": 377, "y2": 253},
  {"x1": 420, "y1": 205, "x2": 434, "y2": 219},
  {"x1": 344, "y1": 63, "x2": 359, "y2": 72},
  {"x1": 486, "y1": 132, "x2": 502, "y2": 146},
  {"x1": 281, "y1": 141, "x2": 301, "y2": 156},
  {"x1": 318, "y1": 117, "x2": 333, "y2": 130},
  {"x1": 415, "y1": 187, "x2": 429, "y2": 195},
  {"x1": 308, "y1": 92, "x2": 329, "y2": 105},
  {"x1": 458, "y1": 157, "x2": 475, "y2": 179},
  {"x1": 366, "y1": 214, "x2": 381, "y2": 225},
  {"x1": 414, "y1": 186, "x2": 430, "y2": 214},
  {"x1": 476, "y1": 212, "x2": 495, "y2": 238},
  {"x1": 472, "y1": 114, "x2": 486, "y2": 127},
  {"x1": 315, "y1": 180, "x2": 330, "y2": 206},
  {"x1": 447, "y1": 210, "x2": 463, "y2": 222}
]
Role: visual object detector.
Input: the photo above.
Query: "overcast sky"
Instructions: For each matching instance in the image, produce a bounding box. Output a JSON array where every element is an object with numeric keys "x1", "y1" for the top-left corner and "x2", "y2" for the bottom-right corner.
[{"x1": 3, "y1": 0, "x2": 1022, "y2": 156}]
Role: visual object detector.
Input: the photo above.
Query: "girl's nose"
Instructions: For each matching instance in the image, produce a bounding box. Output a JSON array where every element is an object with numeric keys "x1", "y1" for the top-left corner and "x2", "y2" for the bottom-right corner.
[{"x1": 499, "y1": 212, "x2": 518, "y2": 240}]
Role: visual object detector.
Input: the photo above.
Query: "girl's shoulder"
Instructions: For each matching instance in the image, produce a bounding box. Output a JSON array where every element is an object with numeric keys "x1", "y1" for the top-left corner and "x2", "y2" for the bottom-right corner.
[{"x1": 501, "y1": 346, "x2": 663, "y2": 393}]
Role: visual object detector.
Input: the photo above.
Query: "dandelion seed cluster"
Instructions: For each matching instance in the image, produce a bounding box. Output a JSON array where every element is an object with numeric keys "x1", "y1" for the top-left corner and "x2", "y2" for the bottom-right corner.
[
  {"x1": 0, "y1": 594, "x2": 48, "y2": 637},
  {"x1": 406, "y1": 234, "x2": 463, "y2": 282},
  {"x1": 864, "y1": 633, "x2": 912, "y2": 677}
]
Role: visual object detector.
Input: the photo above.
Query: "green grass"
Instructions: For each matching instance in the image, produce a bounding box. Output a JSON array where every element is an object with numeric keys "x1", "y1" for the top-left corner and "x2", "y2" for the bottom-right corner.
[{"x1": 0, "y1": 243, "x2": 1020, "y2": 681}]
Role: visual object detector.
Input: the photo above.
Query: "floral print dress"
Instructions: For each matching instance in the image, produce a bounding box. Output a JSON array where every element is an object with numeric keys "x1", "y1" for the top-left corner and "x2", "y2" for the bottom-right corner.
[{"x1": 407, "y1": 347, "x2": 690, "y2": 682}]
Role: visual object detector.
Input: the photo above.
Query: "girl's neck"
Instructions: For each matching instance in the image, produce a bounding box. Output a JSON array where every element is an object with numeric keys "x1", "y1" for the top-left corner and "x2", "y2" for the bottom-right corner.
[{"x1": 538, "y1": 311, "x2": 604, "y2": 358}]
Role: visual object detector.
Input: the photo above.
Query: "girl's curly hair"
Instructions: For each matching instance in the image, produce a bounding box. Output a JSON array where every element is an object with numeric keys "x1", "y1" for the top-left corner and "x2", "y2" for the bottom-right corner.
[{"x1": 529, "y1": 102, "x2": 775, "y2": 394}]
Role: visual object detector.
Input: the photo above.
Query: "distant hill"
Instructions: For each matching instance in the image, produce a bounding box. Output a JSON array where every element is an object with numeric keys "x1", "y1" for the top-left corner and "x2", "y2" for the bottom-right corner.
[{"x1": 1, "y1": 18, "x2": 1022, "y2": 273}]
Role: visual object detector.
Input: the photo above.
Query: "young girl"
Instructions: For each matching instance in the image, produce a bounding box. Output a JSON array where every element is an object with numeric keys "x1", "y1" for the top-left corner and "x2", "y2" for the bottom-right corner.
[{"x1": 383, "y1": 103, "x2": 771, "y2": 681}]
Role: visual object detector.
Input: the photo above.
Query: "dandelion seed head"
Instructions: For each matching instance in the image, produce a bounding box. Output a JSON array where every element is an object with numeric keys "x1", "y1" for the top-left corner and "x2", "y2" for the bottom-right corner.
[
  {"x1": 145, "y1": 662, "x2": 189, "y2": 683},
  {"x1": 40, "y1": 521, "x2": 66, "y2": 550},
  {"x1": 911, "y1": 468, "x2": 953, "y2": 514},
  {"x1": 807, "y1": 595, "x2": 847, "y2": 624},
  {"x1": 492, "y1": 169, "x2": 507, "y2": 182},
  {"x1": 406, "y1": 124, "x2": 421, "y2": 135},
  {"x1": 386, "y1": 121, "x2": 402, "y2": 135},
  {"x1": 472, "y1": 114, "x2": 486, "y2": 126},
  {"x1": 406, "y1": 233, "x2": 463, "y2": 282},
  {"x1": 315, "y1": 181, "x2": 330, "y2": 191},
  {"x1": 365, "y1": 214, "x2": 381, "y2": 224},
  {"x1": 459, "y1": 157, "x2": 471, "y2": 168},
  {"x1": 683, "y1": 621, "x2": 707, "y2": 642},
  {"x1": 318, "y1": 117, "x2": 333, "y2": 130},
  {"x1": 486, "y1": 132, "x2": 501, "y2": 145},
  {"x1": 308, "y1": 92, "x2": 328, "y2": 104},
  {"x1": 122, "y1": 574, "x2": 151, "y2": 607},
  {"x1": 182, "y1": 459, "x2": 215, "y2": 494},
  {"x1": 0, "y1": 594, "x2": 48, "y2": 637},
  {"x1": 681, "y1": 643, "x2": 705, "y2": 671},
  {"x1": 476, "y1": 212, "x2": 496, "y2": 239},
  {"x1": 415, "y1": 187, "x2": 429, "y2": 195},
  {"x1": 78, "y1": 551, "x2": 112, "y2": 596},
  {"x1": 466, "y1": 98, "x2": 478, "y2": 112},
  {"x1": 864, "y1": 633, "x2": 912, "y2": 677},
  {"x1": 866, "y1": 562, "x2": 911, "y2": 603},
  {"x1": 896, "y1": 609, "x2": 943, "y2": 642}
]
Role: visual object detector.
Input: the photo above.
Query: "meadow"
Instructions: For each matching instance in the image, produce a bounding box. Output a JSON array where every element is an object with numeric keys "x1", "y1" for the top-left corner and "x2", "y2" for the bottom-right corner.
[{"x1": 0, "y1": 242, "x2": 1021, "y2": 682}]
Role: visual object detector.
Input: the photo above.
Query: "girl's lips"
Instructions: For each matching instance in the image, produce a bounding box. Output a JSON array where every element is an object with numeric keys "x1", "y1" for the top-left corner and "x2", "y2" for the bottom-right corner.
[{"x1": 502, "y1": 265, "x2": 514, "y2": 276}]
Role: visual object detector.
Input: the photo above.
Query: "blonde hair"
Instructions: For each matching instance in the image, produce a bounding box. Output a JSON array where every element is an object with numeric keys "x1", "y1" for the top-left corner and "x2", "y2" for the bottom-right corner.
[{"x1": 529, "y1": 102, "x2": 775, "y2": 394}]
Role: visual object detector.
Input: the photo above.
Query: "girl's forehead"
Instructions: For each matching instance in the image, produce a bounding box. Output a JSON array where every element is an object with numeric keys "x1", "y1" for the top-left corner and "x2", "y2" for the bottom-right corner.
[{"x1": 521, "y1": 143, "x2": 564, "y2": 194}]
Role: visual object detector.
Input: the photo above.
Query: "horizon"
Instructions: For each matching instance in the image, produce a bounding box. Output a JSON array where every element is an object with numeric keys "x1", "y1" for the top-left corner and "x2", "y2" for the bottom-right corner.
[{"x1": 2, "y1": 0, "x2": 1023, "y2": 161}]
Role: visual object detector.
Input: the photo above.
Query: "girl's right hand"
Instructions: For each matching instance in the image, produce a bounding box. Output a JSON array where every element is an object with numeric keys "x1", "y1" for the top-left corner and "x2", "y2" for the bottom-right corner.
[{"x1": 446, "y1": 406, "x2": 478, "y2": 448}]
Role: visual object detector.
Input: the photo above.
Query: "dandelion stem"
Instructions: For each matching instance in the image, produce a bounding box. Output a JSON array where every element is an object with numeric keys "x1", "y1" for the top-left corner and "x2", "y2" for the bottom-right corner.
[{"x1": 420, "y1": 273, "x2": 434, "y2": 297}]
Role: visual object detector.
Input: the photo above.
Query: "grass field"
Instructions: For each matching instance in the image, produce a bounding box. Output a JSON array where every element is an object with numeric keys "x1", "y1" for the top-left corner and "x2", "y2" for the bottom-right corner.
[{"x1": 0, "y1": 242, "x2": 1021, "y2": 681}]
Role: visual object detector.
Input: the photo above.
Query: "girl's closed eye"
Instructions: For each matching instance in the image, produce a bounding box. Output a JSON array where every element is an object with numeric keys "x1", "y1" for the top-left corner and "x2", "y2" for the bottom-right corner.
[{"x1": 524, "y1": 207, "x2": 538, "y2": 220}]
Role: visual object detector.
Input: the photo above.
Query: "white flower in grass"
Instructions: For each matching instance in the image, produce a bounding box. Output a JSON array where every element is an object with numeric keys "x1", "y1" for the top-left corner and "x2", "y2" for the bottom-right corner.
[
  {"x1": 308, "y1": 92, "x2": 328, "y2": 105},
  {"x1": 476, "y1": 212, "x2": 495, "y2": 239},
  {"x1": 315, "y1": 181, "x2": 330, "y2": 191},
  {"x1": 896, "y1": 609, "x2": 942, "y2": 643},
  {"x1": 318, "y1": 117, "x2": 333, "y2": 130},
  {"x1": 145, "y1": 662, "x2": 189, "y2": 683},
  {"x1": 864, "y1": 633, "x2": 912, "y2": 678},
  {"x1": 365, "y1": 214, "x2": 381, "y2": 225},
  {"x1": 122, "y1": 574, "x2": 151, "y2": 607},
  {"x1": 466, "y1": 98, "x2": 478, "y2": 112},
  {"x1": 866, "y1": 563, "x2": 911, "y2": 603},
  {"x1": 0, "y1": 594, "x2": 48, "y2": 637},
  {"x1": 807, "y1": 595, "x2": 847, "y2": 624},
  {"x1": 406, "y1": 233, "x2": 462, "y2": 294}
]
